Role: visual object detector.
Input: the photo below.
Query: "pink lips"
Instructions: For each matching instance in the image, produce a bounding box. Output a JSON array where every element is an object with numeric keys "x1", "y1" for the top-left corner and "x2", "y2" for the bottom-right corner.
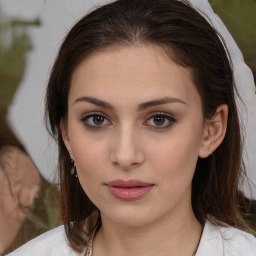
[{"x1": 106, "y1": 179, "x2": 154, "y2": 200}]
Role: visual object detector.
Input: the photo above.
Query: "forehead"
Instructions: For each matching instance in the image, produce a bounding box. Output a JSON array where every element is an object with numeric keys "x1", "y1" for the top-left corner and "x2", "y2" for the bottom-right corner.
[{"x1": 69, "y1": 45, "x2": 200, "y2": 106}]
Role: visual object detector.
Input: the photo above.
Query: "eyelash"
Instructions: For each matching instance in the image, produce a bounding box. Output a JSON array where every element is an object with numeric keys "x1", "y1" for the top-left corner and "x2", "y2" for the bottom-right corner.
[
  {"x1": 144, "y1": 112, "x2": 176, "y2": 129},
  {"x1": 81, "y1": 112, "x2": 110, "y2": 130},
  {"x1": 81, "y1": 112, "x2": 176, "y2": 130}
]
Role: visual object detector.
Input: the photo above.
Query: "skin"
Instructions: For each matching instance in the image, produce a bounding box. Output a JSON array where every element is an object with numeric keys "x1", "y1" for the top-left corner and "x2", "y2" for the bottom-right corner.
[
  {"x1": 62, "y1": 45, "x2": 228, "y2": 256},
  {"x1": 0, "y1": 146, "x2": 40, "y2": 254}
]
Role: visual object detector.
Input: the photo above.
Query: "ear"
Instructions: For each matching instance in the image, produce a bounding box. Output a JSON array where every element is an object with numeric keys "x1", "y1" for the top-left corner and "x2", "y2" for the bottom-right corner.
[
  {"x1": 60, "y1": 120, "x2": 72, "y2": 158},
  {"x1": 198, "y1": 104, "x2": 228, "y2": 158}
]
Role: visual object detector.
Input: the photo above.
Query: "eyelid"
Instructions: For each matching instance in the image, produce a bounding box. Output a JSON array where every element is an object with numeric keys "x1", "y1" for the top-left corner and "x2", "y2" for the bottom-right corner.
[
  {"x1": 144, "y1": 112, "x2": 176, "y2": 129},
  {"x1": 81, "y1": 111, "x2": 109, "y2": 120},
  {"x1": 81, "y1": 111, "x2": 176, "y2": 130},
  {"x1": 81, "y1": 111, "x2": 111, "y2": 129}
]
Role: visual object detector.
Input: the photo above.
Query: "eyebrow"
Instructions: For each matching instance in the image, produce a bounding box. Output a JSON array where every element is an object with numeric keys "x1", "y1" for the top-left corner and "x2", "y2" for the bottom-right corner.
[{"x1": 73, "y1": 96, "x2": 186, "y2": 111}]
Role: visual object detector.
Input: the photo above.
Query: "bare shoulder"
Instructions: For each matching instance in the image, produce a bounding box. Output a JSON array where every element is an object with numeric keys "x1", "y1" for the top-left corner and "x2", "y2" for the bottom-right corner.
[{"x1": 6, "y1": 225, "x2": 82, "y2": 256}]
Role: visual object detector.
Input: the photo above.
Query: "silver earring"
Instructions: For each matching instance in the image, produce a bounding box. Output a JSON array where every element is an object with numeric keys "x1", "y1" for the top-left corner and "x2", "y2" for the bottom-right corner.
[{"x1": 71, "y1": 159, "x2": 77, "y2": 177}]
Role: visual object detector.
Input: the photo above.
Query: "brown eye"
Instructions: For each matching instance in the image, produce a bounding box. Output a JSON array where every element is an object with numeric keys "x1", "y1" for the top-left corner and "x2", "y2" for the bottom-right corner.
[
  {"x1": 153, "y1": 115, "x2": 165, "y2": 126},
  {"x1": 93, "y1": 115, "x2": 105, "y2": 125},
  {"x1": 82, "y1": 112, "x2": 111, "y2": 129},
  {"x1": 145, "y1": 113, "x2": 176, "y2": 129}
]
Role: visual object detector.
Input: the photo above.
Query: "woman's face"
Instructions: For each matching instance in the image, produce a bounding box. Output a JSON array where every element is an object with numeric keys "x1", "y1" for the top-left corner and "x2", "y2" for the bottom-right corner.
[
  {"x1": 63, "y1": 45, "x2": 207, "y2": 227},
  {"x1": 0, "y1": 146, "x2": 40, "y2": 252}
]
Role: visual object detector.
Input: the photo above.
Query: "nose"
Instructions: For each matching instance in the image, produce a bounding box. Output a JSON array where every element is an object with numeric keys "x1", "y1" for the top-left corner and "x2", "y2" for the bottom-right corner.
[
  {"x1": 110, "y1": 125, "x2": 144, "y2": 171},
  {"x1": 19, "y1": 184, "x2": 40, "y2": 207}
]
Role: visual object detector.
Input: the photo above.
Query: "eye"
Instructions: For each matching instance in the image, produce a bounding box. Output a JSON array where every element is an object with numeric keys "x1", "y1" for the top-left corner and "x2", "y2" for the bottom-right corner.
[
  {"x1": 81, "y1": 112, "x2": 111, "y2": 128},
  {"x1": 144, "y1": 113, "x2": 176, "y2": 128}
]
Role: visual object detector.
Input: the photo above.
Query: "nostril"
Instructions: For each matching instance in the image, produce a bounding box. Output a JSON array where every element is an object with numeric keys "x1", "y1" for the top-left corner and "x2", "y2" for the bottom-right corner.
[{"x1": 112, "y1": 161, "x2": 119, "y2": 167}]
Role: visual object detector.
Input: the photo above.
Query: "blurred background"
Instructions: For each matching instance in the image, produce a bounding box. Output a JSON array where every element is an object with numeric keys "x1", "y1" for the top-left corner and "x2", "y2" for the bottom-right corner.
[
  {"x1": 0, "y1": 0, "x2": 255, "y2": 254},
  {"x1": 210, "y1": 0, "x2": 256, "y2": 81}
]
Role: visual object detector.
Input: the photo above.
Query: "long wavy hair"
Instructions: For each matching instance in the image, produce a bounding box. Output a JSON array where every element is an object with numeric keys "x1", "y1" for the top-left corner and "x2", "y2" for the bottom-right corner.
[{"x1": 45, "y1": 0, "x2": 255, "y2": 252}]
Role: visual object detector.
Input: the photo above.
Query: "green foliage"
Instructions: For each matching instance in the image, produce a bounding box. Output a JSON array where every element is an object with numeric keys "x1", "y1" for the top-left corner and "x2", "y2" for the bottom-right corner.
[
  {"x1": 26, "y1": 183, "x2": 59, "y2": 232},
  {"x1": 209, "y1": 0, "x2": 256, "y2": 77},
  {"x1": 11, "y1": 18, "x2": 41, "y2": 27},
  {"x1": 0, "y1": 16, "x2": 59, "y2": 252},
  {"x1": 0, "y1": 32, "x2": 31, "y2": 107}
]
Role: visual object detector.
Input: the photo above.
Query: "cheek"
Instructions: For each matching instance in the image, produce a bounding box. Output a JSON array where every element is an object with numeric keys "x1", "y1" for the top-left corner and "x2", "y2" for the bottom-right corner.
[
  {"x1": 70, "y1": 132, "x2": 108, "y2": 179},
  {"x1": 71, "y1": 140, "x2": 107, "y2": 202},
  {"x1": 147, "y1": 123, "x2": 202, "y2": 183}
]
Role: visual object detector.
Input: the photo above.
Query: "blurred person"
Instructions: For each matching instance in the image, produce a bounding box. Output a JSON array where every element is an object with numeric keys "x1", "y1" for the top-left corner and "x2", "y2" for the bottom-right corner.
[
  {"x1": 0, "y1": 111, "x2": 59, "y2": 255},
  {"x1": 0, "y1": 145, "x2": 40, "y2": 254}
]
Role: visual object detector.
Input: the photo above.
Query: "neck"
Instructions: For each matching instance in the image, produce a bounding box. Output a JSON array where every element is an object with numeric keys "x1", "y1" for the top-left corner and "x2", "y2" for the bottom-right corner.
[{"x1": 93, "y1": 208, "x2": 202, "y2": 256}]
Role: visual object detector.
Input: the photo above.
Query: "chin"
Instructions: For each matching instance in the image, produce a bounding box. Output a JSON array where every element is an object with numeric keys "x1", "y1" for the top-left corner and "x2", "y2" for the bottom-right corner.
[
  {"x1": 112, "y1": 216, "x2": 151, "y2": 227},
  {"x1": 101, "y1": 206, "x2": 154, "y2": 227}
]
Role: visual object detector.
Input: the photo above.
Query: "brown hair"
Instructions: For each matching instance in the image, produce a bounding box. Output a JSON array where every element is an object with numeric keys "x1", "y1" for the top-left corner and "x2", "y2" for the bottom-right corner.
[{"x1": 45, "y1": 0, "x2": 255, "y2": 252}]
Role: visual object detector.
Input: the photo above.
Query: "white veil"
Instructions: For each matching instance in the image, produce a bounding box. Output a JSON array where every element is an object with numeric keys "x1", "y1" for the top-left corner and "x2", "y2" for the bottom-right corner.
[{"x1": 188, "y1": 0, "x2": 256, "y2": 198}]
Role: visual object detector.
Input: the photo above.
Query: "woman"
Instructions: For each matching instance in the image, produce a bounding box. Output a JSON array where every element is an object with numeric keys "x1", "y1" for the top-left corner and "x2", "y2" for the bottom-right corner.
[
  {"x1": 0, "y1": 145, "x2": 41, "y2": 254},
  {"x1": 0, "y1": 120, "x2": 41, "y2": 254},
  {"x1": 7, "y1": 0, "x2": 256, "y2": 255}
]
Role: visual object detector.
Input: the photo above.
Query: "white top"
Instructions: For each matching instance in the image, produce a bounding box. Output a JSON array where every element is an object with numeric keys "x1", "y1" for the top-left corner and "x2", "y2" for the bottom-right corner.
[{"x1": 6, "y1": 220, "x2": 256, "y2": 256}]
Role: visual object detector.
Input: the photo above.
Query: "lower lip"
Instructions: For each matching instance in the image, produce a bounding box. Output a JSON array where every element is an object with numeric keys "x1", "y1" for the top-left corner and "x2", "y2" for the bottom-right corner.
[{"x1": 107, "y1": 185, "x2": 153, "y2": 200}]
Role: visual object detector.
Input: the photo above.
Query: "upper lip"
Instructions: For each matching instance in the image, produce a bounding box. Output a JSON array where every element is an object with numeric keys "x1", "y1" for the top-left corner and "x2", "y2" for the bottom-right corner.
[{"x1": 107, "y1": 179, "x2": 153, "y2": 187}]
